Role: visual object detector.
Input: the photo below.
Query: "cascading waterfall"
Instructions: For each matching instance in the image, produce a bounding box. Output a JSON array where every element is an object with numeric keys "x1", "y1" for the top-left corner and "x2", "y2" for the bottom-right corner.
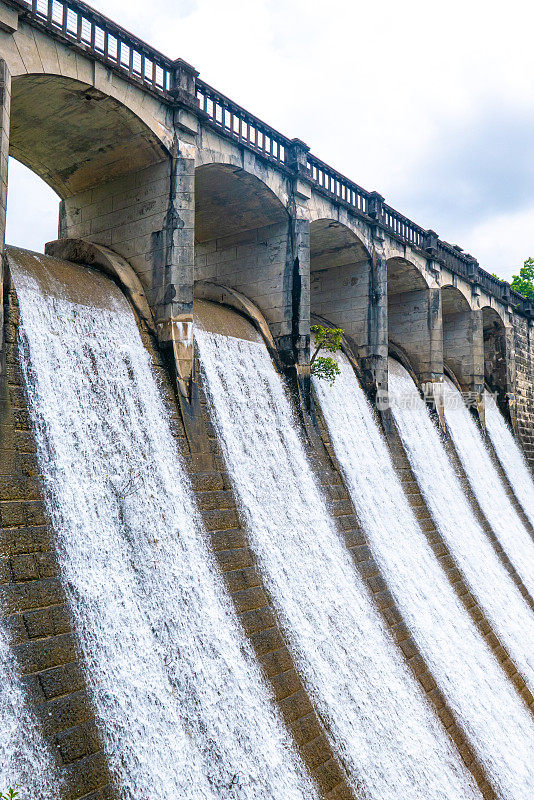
[
  {"x1": 195, "y1": 321, "x2": 482, "y2": 800},
  {"x1": 388, "y1": 358, "x2": 534, "y2": 691},
  {"x1": 0, "y1": 624, "x2": 59, "y2": 798},
  {"x1": 442, "y1": 377, "x2": 534, "y2": 597},
  {"x1": 11, "y1": 249, "x2": 318, "y2": 800},
  {"x1": 313, "y1": 349, "x2": 534, "y2": 799},
  {"x1": 485, "y1": 389, "x2": 534, "y2": 529}
]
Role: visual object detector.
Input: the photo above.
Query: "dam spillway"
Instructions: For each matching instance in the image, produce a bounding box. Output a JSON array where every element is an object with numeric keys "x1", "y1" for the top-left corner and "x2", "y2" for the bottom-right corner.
[
  {"x1": 442, "y1": 376, "x2": 534, "y2": 598},
  {"x1": 313, "y1": 348, "x2": 534, "y2": 799},
  {"x1": 195, "y1": 313, "x2": 481, "y2": 800},
  {"x1": 1, "y1": 243, "x2": 534, "y2": 800},
  {"x1": 7, "y1": 250, "x2": 319, "y2": 800}
]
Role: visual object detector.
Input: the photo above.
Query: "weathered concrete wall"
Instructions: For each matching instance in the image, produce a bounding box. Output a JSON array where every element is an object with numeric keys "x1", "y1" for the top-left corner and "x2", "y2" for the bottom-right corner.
[
  {"x1": 443, "y1": 309, "x2": 484, "y2": 394},
  {"x1": 60, "y1": 157, "x2": 196, "y2": 336},
  {"x1": 195, "y1": 222, "x2": 292, "y2": 345},
  {"x1": 388, "y1": 287, "x2": 443, "y2": 384}
]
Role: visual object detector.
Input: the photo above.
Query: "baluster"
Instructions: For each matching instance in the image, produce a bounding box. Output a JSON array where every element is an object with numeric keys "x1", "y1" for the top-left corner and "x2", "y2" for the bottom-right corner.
[
  {"x1": 90, "y1": 20, "x2": 96, "y2": 51},
  {"x1": 128, "y1": 44, "x2": 134, "y2": 78},
  {"x1": 61, "y1": 1, "x2": 67, "y2": 34},
  {"x1": 76, "y1": 9, "x2": 82, "y2": 42},
  {"x1": 103, "y1": 28, "x2": 109, "y2": 60}
]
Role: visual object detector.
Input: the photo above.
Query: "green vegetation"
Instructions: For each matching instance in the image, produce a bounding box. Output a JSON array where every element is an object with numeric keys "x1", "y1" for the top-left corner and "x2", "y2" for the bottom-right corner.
[
  {"x1": 511, "y1": 257, "x2": 534, "y2": 299},
  {"x1": 0, "y1": 789, "x2": 19, "y2": 800},
  {"x1": 310, "y1": 325, "x2": 344, "y2": 384}
]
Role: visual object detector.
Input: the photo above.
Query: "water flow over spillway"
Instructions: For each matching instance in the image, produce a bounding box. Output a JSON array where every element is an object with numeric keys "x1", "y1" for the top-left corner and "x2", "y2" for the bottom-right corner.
[
  {"x1": 485, "y1": 389, "x2": 534, "y2": 529},
  {"x1": 0, "y1": 625, "x2": 59, "y2": 798},
  {"x1": 196, "y1": 323, "x2": 481, "y2": 800},
  {"x1": 443, "y1": 377, "x2": 534, "y2": 597},
  {"x1": 11, "y1": 249, "x2": 318, "y2": 800},
  {"x1": 388, "y1": 358, "x2": 534, "y2": 691},
  {"x1": 313, "y1": 350, "x2": 534, "y2": 799}
]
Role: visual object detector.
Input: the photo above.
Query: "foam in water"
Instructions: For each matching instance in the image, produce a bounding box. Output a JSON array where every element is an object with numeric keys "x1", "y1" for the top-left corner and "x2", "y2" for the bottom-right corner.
[
  {"x1": 12, "y1": 250, "x2": 317, "y2": 800},
  {"x1": 196, "y1": 324, "x2": 482, "y2": 800},
  {"x1": 0, "y1": 625, "x2": 59, "y2": 798},
  {"x1": 485, "y1": 389, "x2": 534, "y2": 529},
  {"x1": 388, "y1": 358, "x2": 534, "y2": 691},
  {"x1": 314, "y1": 349, "x2": 534, "y2": 799},
  {"x1": 442, "y1": 377, "x2": 534, "y2": 597}
]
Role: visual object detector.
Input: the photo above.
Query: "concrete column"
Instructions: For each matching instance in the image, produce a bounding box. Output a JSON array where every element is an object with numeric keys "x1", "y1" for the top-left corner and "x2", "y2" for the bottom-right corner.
[
  {"x1": 0, "y1": 58, "x2": 11, "y2": 398},
  {"x1": 362, "y1": 234, "x2": 388, "y2": 404},
  {"x1": 152, "y1": 151, "x2": 195, "y2": 394}
]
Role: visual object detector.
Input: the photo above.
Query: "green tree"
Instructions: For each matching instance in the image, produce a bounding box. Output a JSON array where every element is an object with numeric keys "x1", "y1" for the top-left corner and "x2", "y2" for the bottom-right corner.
[
  {"x1": 0, "y1": 789, "x2": 19, "y2": 800},
  {"x1": 310, "y1": 325, "x2": 344, "y2": 384},
  {"x1": 511, "y1": 257, "x2": 534, "y2": 299}
]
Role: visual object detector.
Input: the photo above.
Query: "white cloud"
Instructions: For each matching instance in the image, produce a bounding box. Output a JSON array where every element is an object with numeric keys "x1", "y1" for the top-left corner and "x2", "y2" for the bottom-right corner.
[
  {"x1": 6, "y1": 0, "x2": 534, "y2": 277},
  {"x1": 455, "y1": 205, "x2": 534, "y2": 283}
]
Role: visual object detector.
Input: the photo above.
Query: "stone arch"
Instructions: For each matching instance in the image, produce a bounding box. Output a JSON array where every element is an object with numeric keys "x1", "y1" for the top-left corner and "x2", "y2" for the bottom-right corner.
[
  {"x1": 310, "y1": 219, "x2": 372, "y2": 359},
  {"x1": 9, "y1": 73, "x2": 168, "y2": 197},
  {"x1": 194, "y1": 279, "x2": 280, "y2": 366},
  {"x1": 194, "y1": 145, "x2": 290, "y2": 212},
  {"x1": 387, "y1": 257, "x2": 442, "y2": 384},
  {"x1": 441, "y1": 285, "x2": 483, "y2": 394},
  {"x1": 482, "y1": 305, "x2": 509, "y2": 408},
  {"x1": 194, "y1": 162, "x2": 294, "y2": 358},
  {"x1": 45, "y1": 238, "x2": 155, "y2": 331}
]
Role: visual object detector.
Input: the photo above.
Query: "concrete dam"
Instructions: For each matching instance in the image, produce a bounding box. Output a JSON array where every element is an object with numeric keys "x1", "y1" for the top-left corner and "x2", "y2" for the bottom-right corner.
[{"x1": 1, "y1": 2, "x2": 534, "y2": 799}]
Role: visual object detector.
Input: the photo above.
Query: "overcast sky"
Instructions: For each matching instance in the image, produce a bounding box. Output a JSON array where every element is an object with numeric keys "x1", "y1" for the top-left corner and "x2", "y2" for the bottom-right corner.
[{"x1": 7, "y1": 0, "x2": 534, "y2": 282}]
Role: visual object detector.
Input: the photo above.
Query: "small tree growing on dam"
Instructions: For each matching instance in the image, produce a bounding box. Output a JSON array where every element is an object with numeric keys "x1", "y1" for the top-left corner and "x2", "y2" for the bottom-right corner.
[{"x1": 310, "y1": 325, "x2": 344, "y2": 384}]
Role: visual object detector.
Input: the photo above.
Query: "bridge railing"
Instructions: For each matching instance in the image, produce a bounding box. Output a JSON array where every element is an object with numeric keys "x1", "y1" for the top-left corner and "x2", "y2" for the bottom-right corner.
[
  {"x1": 8, "y1": 0, "x2": 531, "y2": 315},
  {"x1": 13, "y1": 0, "x2": 174, "y2": 94},
  {"x1": 196, "y1": 80, "x2": 291, "y2": 166}
]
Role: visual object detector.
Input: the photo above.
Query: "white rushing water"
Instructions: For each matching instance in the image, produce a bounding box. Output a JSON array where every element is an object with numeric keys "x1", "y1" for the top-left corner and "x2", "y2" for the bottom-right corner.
[
  {"x1": 443, "y1": 377, "x2": 534, "y2": 598},
  {"x1": 12, "y1": 250, "x2": 317, "y2": 800},
  {"x1": 0, "y1": 625, "x2": 59, "y2": 798},
  {"x1": 314, "y1": 349, "x2": 534, "y2": 800},
  {"x1": 388, "y1": 358, "x2": 534, "y2": 692},
  {"x1": 485, "y1": 389, "x2": 534, "y2": 530},
  {"x1": 196, "y1": 324, "x2": 482, "y2": 800}
]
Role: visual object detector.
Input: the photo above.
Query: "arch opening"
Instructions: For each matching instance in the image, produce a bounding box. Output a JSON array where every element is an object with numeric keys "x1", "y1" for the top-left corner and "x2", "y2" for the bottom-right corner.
[
  {"x1": 310, "y1": 219, "x2": 371, "y2": 360},
  {"x1": 482, "y1": 306, "x2": 508, "y2": 408},
  {"x1": 387, "y1": 257, "x2": 440, "y2": 383},
  {"x1": 194, "y1": 163, "x2": 291, "y2": 348},
  {"x1": 441, "y1": 285, "x2": 483, "y2": 394},
  {"x1": 10, "y1": 74, "x2": 168, "y2": 198}
]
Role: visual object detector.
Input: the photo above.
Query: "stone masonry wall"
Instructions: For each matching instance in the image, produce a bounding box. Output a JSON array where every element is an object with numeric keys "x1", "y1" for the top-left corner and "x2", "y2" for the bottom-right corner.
[
  {"x1": 310, "y1": 263, "x2": 368, "y2": 355},
  {"x1": 0, "y1": 281, "x2": 114, "y2": 800},
  {"x1": 388, "y1": 288, "x2": 442, "y2": 383},
  {"x1": 512, "y1": 312, "x2": 534, "y2": 467},
  {"x1": 194, "y1": 222, "x2": 292, "y2": 344},
  {"x1": 443, "y1": 309, "x2": 484, "y2": 393},
  {"x1": 60, "y1": 157, "x2": 196, "y2": 329}
]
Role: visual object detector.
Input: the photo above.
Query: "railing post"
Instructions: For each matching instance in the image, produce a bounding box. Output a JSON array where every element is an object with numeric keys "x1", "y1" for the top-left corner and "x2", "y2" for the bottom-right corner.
[
  {"x1": 367, "y1": 191, "x2": 384, "y2": 221},
  {"x1": 423, "y1": 229, "x2": 439, "y2": 256},
  {"x1": 465, "y1": 254, "x2": 479, "y2": 283},
  {"x1": 287, "y1": 138, "x2": 310, "y2": 176},
  {"x1": 170, "y1": 58, "x2": 200, "y2": 109}
]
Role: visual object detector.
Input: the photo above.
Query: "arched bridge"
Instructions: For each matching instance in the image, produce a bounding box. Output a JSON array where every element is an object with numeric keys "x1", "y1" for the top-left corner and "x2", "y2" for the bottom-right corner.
[{"x1": 0, "y1": 0, "x2": 533, "y2": 455}]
